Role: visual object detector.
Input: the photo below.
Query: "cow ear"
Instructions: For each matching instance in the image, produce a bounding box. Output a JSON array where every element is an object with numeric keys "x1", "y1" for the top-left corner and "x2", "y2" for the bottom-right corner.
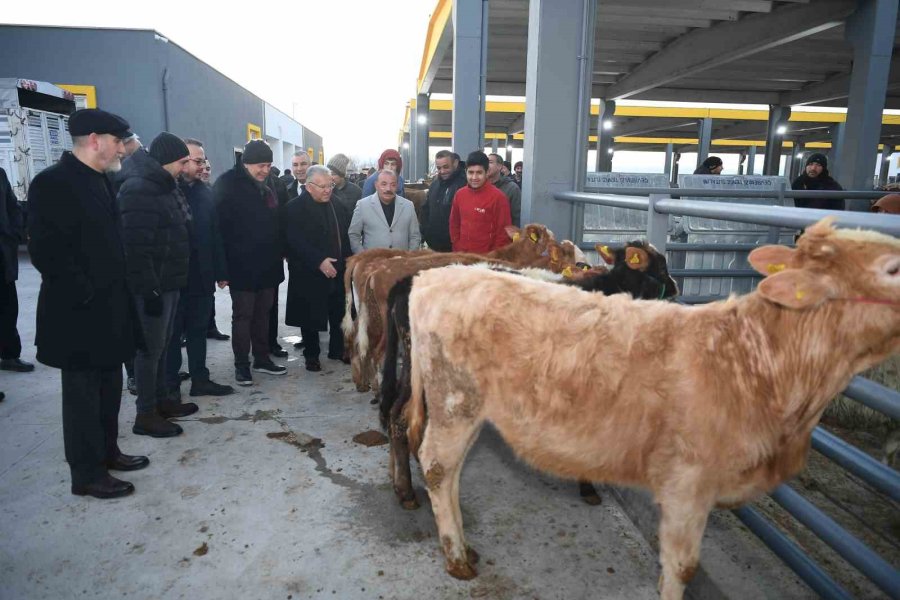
[
  {"x1": 748, "y1": 245, "x2": 797, "y2": 276},
  {"x1": 625, "y1": 246, "x2": 650, "y2": 271},
  {"x1": 526, "y1": 225, "x2": 541, "y2": 243},
  {"x1": 596, "y1": 244, "x2": 616, "y2": 265},
  {"x1": 757, "y1": 270, "x2": 834, "y2": 309},
  {"x1": 549, "y1": 243, "x2": 562, "y2": 262},
  {"x1": 505, "y1": 225, "x2": 522, "y2": 242}
]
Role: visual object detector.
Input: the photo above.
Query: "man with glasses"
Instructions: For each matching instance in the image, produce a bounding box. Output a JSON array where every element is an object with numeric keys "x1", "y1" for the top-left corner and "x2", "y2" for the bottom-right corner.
[
  {"x1": 214, "y1": 140, "x2": 286, "y2": 386},
  {"x1": 281, "y1": 165, "x2": 352, "y2": 372}
]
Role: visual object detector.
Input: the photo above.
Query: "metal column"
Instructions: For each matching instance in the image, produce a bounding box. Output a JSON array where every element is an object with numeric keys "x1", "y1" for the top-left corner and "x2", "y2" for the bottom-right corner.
[
  {"x1": 763, "y1": 105, "x2": 791, "y2": 176},
  {"x1": 671, "y1": 152, "x2": 681, "y2": 186},
  {"x1": 829, "y1": 123, "x2": 845, "y2": 178},
  {"x1": 747, "y1": 146, "x2": 757, "y2": 175},
  {"x1": 594, "y1": 99, "x2": 615, "y2": 172},
  {"x1": 415, "y1": 92, "x2": 429, "y2": 182},
  {"x1": 878, "y1": 144, "x2": 892, "y2": 187},
  {"x1": 696, "y1": 117, "x2": 713, "y2": 168},
  {"x1": 400, "y1": 132, "x2": 410, "y2": 180},
  {"x1": 738, "y1": 151, "x2": 746, "y2": 175},
  {"x1": 505, "y1": 134, "x2": 513, "y2": 162},
  {"x1": 409, "y1": 112, "x2": 418, "y2": 181},
  {"x1": 664, "y1": 142, "x2": 674, "y2": 177},
  {"x1": 522, "y1": 0, "x2": 596, "y2": 239},
  {"x1": 451, "y1": 0, "x2": 488, "y2": 156},
  {"x1": 838, "y1": 0, "x2": 898, "y2": 205},
  {"x1": 491, "y1": 138, "x2": 499, "y2": 154},
  {"x1": 792, "y1": 142, "x2": 806, "y2": 180}
]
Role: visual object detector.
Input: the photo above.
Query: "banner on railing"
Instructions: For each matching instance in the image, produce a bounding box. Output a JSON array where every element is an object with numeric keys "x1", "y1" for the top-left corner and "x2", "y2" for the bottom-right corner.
[
  {"x1": 583, "y1": 172, "x2": 671, "y2": 242},
  {"x1": 585, "y1": 172, "x2": 669, "y2": 188}
]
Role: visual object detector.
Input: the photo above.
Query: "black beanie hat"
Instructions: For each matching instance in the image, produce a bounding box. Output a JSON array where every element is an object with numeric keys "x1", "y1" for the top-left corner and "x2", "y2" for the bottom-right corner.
[
  {"x1": 148, "y1": 132, "x2": 189, "y2": 166},
  {"x1": 806, "y1": 153, "x2": 828, "y2": 169},
  {"x1": 466, "y1": 151, "x2": 489, "y2": 170},
  {"x1": 242, "y1": 140, "x2": 273, "y2": 165}
]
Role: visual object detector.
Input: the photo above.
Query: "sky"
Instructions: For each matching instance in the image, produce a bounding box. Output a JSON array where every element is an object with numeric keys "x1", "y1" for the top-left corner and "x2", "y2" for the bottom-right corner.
[{"x1": 6, "y1": 0, "x2": 435, "y2": 166}]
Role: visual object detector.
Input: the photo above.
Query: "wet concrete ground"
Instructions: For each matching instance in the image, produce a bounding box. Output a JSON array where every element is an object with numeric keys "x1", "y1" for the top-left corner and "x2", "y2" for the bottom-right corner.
[{"x1": 1, "y1": 255, "x2": 810, "y2": 600}]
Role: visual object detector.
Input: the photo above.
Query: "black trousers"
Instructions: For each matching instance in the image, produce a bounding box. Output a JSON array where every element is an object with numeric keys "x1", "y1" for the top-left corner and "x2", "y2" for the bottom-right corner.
[
  {"x1": 0, "y1": 280, "x2": 22, "y2": 360},
  {"x1": 61, "y1": 368, "x2": 123, "y2": 486},
  {"x1": 268, "y1": 284, "x2": 280, "y2": 350},
  {"x1": 300, "y1": 284, "x2": 345, "y2": 360}
]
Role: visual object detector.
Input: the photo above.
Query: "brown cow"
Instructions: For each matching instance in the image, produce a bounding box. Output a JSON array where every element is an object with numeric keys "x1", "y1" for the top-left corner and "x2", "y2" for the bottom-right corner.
[{"x1": 403, "y1": 218, "x2": 900, "y2": 599}]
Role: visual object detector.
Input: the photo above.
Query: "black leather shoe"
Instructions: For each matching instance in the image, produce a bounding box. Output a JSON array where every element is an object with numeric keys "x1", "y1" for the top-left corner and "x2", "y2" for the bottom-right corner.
[
  {"x1": 159, "y1": 402, "x2": 199, "y2": 418},
  {"x1": 0, "y1": 358, "x2": 35, "y2": 372},
  {"x1": 207, "y1": 329, "x2": 230, "y2": 341},
  {"x1": 305, "y1": 359, "x2": 321, "y2": 372},
  {"x1": 327, "y1": 353, "x2": 351, "y2": 364},
  {"x1": 133, "y1": 413, "x2": 183, "y2": 437},
  {"x1": 271, "y1": 346, "x2": 289, "y2": 358},
  {"x1": 178, "y1": 371, "x2": 190, "y2": 381},
  {"x1": 72, "y1": 475, "x2": 135, "y2": 499},
  {"x1": 107, "y1": 453, "x2": 150, "y2": 471},
  {"x1": 293, "y1": 340, "x2": 305, "y2": 349},
  {"x1": 190, "y1": 379, "x2": 235, "y2": 397}
]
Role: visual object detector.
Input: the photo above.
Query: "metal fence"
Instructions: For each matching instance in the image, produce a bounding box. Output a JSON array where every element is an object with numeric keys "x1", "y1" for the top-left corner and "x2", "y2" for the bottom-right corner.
[{"x1": 556, "y1": 186, "x2": 900, "y2": 599}]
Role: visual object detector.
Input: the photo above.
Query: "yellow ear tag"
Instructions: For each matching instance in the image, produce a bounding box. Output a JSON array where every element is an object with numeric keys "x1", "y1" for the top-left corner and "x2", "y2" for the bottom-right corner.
[
  {"x1": 600, "y1": 246, "x2": 612, "y2": 259},
  {"x1": 767, "y1": 263, "x2": 786, "y2": 274},
  {"x1": 562, "y1": 266, "x2": 574, "y2": 279},
  {"x1": 512, "y1": 232, "x2": 521, "y2": 242},
  {"x1": 582, "y1": 264, "x2": 590, "y2": 271},
  {"x1": 529, "y1": 232, "x2": 539, "y2": 243},
  {"x1": 795, "y1": 289, "x2": 806, "y2": 301},
  {"x1": 628, "y1": 253, "x2": 642, "y2": 265}
]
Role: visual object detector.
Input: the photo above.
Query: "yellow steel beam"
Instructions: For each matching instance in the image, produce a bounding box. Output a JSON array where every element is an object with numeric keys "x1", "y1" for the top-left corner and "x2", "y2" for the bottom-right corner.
[{"x1": 417, "y1": 0, "x2": 453, "y2": 95}]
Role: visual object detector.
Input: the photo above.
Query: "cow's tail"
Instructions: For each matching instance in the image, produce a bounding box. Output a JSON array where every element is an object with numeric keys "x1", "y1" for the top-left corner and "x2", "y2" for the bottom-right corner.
[
  {"x1": 380, "y1": 276, "x2": 413, "y2": 430},
  {"x1": 406, "y1": 326, "x2": 427, "y2": 458},
  {"x1": 341, "y1": 259, "x2": 358, "y2": 337}
]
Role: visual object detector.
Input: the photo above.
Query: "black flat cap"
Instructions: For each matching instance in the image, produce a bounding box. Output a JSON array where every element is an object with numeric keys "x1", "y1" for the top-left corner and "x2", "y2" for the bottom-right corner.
[{"x1": 68, "y1": 109, "x2": 132, "y2": 138}]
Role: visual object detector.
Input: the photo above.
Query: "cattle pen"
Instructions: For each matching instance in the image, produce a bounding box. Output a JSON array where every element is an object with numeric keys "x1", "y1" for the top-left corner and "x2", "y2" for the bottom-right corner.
[{"x1": 555, "y1": 183, "x2": 900, "y2": 599}]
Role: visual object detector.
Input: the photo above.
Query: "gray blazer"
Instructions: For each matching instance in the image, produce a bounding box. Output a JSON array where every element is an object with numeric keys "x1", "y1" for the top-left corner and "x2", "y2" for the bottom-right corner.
[{"x1": 348, "y1": 193, "x2": 422, "y2": 254}]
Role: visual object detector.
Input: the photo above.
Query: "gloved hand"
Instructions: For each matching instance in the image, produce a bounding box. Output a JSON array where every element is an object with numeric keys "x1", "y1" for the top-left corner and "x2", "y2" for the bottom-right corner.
[{"x1": 143, "y1": 292, "x2": 163, "y2": 317}]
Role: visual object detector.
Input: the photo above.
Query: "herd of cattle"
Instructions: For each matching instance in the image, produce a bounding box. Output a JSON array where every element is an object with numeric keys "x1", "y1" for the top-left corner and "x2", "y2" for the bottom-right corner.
[{"x1": 337, "y1": 218, "x2": 900, "y2": 600}]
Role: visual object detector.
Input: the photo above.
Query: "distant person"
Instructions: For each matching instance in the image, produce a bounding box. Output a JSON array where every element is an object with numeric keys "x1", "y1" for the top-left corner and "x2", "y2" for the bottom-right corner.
[
  {"x1": 513, "y1": 161, "x2": 523, "y2": 187},
  {"x1": 288, "y1": 151, "x2": 311, "y2": 198},
  {"x1": 328, "y1": 153, "x2": 363, "y2": 217},
  {"x1": 0, "y1": 167, "x2": 32, "y2": 374},
  {"x1": 348, "y1": 170, "x2": 421, "y2": 254},
  {"x1": 450, "y1": 151, "x2": 512, "y2": 253},
  {"x1": 27, "y1": 109, "x2": 146, "y2": 499},
  {"x1": 118, "y1": 132, "x2": 193, "y2": 437},
  {"x1": 488, "y1": 153, "x2": 521, "y2": 227},
  {"x1": 200, "y1": 159, "x2": 212, "y2": 184},
  {"x1": 361, "y1": 149, "x2": 405, "y2": 197},
  {"x1": 872, "y1": 194, "x2": 900, "y2": 214},
  {"x1": 792, "y1": 153, "x2": 844, "y2": 211},
  {"x1": 282, "y1": 165, "x2": 352, "y2": 371},
  {"x1": 694, "y1": 156, "x2": 723, "y2": 175},
  {"x1": 422, "y1": 150, "x2": 466, "y2": 252},
  {"x1": 202, "y1": 157, "x2": 229, "y2": 342},
  {"x1": 214, "y1": 140, "x2": 287, "y2": 386},
  {"x1": 279, "y1": 165, "x2": 295, "y2": 187}
]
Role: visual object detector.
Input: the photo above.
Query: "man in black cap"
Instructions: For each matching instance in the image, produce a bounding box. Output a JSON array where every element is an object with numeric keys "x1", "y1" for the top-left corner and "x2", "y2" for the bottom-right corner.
[
  {"x1": 694, "y1": 156, "x2": 724, "y2": 175},
  {"x1": 27, "y1": 108, "x2": 147, "y2": 499},
  {"x1": 214, "y1": 140, "x2": 286, "y2": 386},
  {"x1": 791, "y1": 153, "x2": 844, "y2": 210},
  {"x1": 118, "y1": 132, "x2": 193, "y2": 437}
]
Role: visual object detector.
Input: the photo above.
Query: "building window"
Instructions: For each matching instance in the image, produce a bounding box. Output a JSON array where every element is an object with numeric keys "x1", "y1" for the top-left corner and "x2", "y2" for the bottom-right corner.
[
  {"x1": 247, "y1": 123, "x2": 262, "y2": 141},
  {"x1": 56, "y1": 84, "x2": 97, "y2": 109}
]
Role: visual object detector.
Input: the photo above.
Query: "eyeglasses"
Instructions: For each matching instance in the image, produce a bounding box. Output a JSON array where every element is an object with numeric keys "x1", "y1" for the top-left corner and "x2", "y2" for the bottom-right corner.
[{"x1": 307, "y1": 181, "x2": 336, "y2": 190}]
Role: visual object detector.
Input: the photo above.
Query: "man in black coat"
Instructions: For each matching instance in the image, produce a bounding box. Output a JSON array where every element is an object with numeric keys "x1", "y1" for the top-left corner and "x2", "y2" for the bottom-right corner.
[
  {"x1": 119, "y1": 133, "x2": 195, "y2": 437},
  {"x1": 164, "y1": 138, "x2": 233, "y2": 400},
  {"x1": 27, "y1": 109, "x2": 147, "y2": 499},
  {"x1": 214, "y1": 140, "x2": 286, "y2": 386},
  {"x1": 265, "y1": 170, "x2": 291, "y2": 359},
  {"x1": 421, "y1": 150, "x2": 466, "y2": 251},
  {"x1": 792, "y1": 153, "x2": 844, "y2": 210},
  {"x1": 0, "y1": 167, "x2": 33, "y2": 374},
  {"x1": 282, "y1": 165, "x2": 352, "y2": 371}
]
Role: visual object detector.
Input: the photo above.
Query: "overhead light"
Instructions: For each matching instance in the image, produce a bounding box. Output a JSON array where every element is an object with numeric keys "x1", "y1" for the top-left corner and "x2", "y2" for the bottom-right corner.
[
  {"x1": 796, "y1": 153, "x2": 803, "y2": 159},
  {"x1": 417, "y1": 115, "x2": 427, "y2": 125},
  {"x1": 607, "y1": 148, "x2": 614, "y2": 154},
  {"x1": 402, "y1": 142, "x2": 409, "y2": 149},
  {"x1": 776, "y1": 125, "x2": 787, "y2": 135},
  {"x1": 603, "y1": 120, "x2": 613, "y2": 130}
]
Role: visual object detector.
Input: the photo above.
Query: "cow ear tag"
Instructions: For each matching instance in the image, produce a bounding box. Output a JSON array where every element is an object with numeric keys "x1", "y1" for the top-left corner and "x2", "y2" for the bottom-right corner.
[
  {"x1": 597, "y1": 245, "x2": 615, "y2": 265},
  {"x1": 530, "y1": 232, "x2": 539, "y2": 243},
  {"x1": 512, "y1": 232, "x2": 521, "y2": 242},
  {"x1": 562, "y1": 266, "x2": 574, "y2": 279},
  {"x1": 624, "y1": 246, "x2": 650, "y2": 271}
]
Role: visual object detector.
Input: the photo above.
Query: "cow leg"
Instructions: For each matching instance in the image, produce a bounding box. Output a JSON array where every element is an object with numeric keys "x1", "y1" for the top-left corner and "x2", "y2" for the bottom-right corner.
[
  {"x1": 657, "y1": 493, "x2": 712, "y2": 600},
  {"x1": 389, "y1": 412, "x2": 419, "y2": 510},
  {"x1": 418, "y1": 419, "x2": 482, "y2": 581},
  {"x1": 578, "y1": 480, "x2": 602, "y2": 505}
]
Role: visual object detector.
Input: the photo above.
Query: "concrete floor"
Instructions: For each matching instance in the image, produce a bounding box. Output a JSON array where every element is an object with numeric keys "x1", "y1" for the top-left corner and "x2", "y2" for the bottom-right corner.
[{"x1": 1, "y1": 256, "x2": 665, "y2": 600}]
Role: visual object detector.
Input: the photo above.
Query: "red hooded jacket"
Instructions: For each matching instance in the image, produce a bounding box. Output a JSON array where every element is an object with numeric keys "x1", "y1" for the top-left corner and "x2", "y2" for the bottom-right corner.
[{"x1": 449, "y1": 182, "x2": 512, "y2": 253}]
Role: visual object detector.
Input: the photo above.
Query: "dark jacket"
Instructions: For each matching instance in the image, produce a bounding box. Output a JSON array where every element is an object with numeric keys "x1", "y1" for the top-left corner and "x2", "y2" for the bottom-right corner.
[
  {"x1": 332, "y1": 180, "x2": 363, "y2": 217},
  {"x1": 117, "y1": 150, "x2": 191, "y2": 295},
  {"x1": 179, "y1": 179, "x2": 226, "y2": 296},
  {"x1": 422, "y1": 164, "x2": 467, "y2": 251},
  {"x1": 214, "y1": 164, "x2": 285, "y2": 291},
  {"x1": 0, "y1": 167, "x2": 23, "y2": 283},
  {"x1": 791, "y1": 171, "x2": 844, "y2": 210},
  {"x1": 281, "y1": 190, "x2": 351, "y2": 331},
  {"x1": 27, "y1": 152, "x2": 141, "y2": 369},
  {"x1": 287, "y1": 179, "x2": 304, "y2": 199},
  {"x1": 267, "y1": 172, "x2": 291, "y2": 208}
]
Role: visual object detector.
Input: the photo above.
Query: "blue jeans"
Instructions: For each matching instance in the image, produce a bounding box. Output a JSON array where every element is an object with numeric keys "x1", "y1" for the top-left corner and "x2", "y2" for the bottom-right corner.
[
  {"x1": 133, "y1": 290, "x2": 179, "y2": 415},
  {"x1": 165, "y1": 293, "x2": 214, "y2": 391}
]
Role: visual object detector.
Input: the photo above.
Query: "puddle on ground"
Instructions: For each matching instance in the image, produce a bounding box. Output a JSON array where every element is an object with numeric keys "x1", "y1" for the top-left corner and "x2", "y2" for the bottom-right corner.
[
  {"x1": 198, "y1": 410, "x2": 280, "y2": 425},
  {"x1": 266, "y1": 431, "x2": 324, "y2": 451},
  {"x1": 193, "y1": 542, "x2": 208, "y2": 556}
]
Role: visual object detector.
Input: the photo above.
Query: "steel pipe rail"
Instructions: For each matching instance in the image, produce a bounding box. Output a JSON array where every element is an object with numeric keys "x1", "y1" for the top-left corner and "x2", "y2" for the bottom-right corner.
[
  {"x1": 844, "y1": 376, "x2": 900, "y2": 421},
  {"x1": 555, "y1": 191, "x2": 649, "y2": 211},
  {"x1": 733, "y1": 506, "x2": 853, "y2": 600},
  {"x1": 811, "y1": 427, "x2": 900, "y2": 503},
  {"x1": 580, "y1": 186, "x2": 887, "y2": 200},
  {"x1": 579, "y1": 242, "x2": 785, "y2": 253},
  {"x1": 671, "y1": 269, "x2": 760, "y2": 278},
  {"x1": 769, "y1": 485, "x2": 900, "y2": 599}
]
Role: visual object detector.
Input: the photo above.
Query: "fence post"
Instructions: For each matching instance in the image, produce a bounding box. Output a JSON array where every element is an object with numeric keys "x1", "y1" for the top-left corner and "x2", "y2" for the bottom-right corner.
[{"x1": 647, "y1": 193, "x2": 669, "y2": 253}]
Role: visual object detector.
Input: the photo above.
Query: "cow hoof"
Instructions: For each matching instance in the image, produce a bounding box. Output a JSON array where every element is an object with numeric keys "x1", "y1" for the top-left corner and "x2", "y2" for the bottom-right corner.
[
  {"x1": 581, "y1": 492, "x2": 602, "y2": 506},
  {"x1": 356, "y1": 383, "x2": 369, "y2": 393},
  {"x1": 466, "y1": 546, "x2": 480, "y2": 565},
  {"x1": 447, "y1": 559, "x2": 478, "y2": 580},
  {"x1": 401, "y1": 497, "x2": 420, "y2": 511}
]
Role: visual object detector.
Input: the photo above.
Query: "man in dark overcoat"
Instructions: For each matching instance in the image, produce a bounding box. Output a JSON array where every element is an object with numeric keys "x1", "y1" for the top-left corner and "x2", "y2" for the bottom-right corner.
[
  {"x1": 27, "y1": 109, "x2": 147, "y2": 499},
  {"x1": 282, "y1": 165, "x2": 352, "y2": 372},
  {"x1": 0, "y1": 166, "x2": 33, "y2": 374}
]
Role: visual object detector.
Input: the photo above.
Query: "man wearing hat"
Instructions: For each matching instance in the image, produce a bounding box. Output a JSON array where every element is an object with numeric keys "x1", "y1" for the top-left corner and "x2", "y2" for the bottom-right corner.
[
  {"x1": 791, "y1": 153, "x2": 844, "y2": 210},
  {"x1": 214, "y1": 140, "x2": 286, "y2": 386},
  {"x1": 117, "y1": 132, "x2": 193, "y2": 437},
  {"x1": 27, "y1": 108, "x2": 147, "y2": 499},
  {"x1": 328, "y1": 153, "x2": 363, "y2": 217},
  {"x1": 361, "y1": 149, "x2": 406, "y2": 197}
]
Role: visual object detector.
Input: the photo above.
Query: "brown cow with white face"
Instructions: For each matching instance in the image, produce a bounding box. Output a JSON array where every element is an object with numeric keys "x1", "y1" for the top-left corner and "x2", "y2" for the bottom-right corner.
[{"x1": 403, "y1": 218, "x2": 900, "y2": 599}]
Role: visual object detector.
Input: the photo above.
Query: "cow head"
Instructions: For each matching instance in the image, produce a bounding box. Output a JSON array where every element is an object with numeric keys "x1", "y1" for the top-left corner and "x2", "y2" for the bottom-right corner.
[{"x1": 596, "y1": 241, "x2": 679, "y2": 300}]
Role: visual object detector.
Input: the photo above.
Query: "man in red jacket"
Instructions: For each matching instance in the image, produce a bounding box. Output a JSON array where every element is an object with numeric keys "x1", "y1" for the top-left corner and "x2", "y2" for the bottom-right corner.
[{"x1": 449, "y1": 151, "x2": 512, "y2": 253}]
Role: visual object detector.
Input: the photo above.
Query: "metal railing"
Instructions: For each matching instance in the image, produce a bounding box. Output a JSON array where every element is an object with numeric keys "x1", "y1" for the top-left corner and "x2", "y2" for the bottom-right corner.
[{"x1": 555, "y1": 186, "x2": 900, "y2": 599}]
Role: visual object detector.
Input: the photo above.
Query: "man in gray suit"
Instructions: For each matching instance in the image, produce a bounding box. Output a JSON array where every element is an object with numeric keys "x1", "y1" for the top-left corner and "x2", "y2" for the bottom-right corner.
[{"x1": 348, "y1": 170, "x2": 421, "y2": 254}]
